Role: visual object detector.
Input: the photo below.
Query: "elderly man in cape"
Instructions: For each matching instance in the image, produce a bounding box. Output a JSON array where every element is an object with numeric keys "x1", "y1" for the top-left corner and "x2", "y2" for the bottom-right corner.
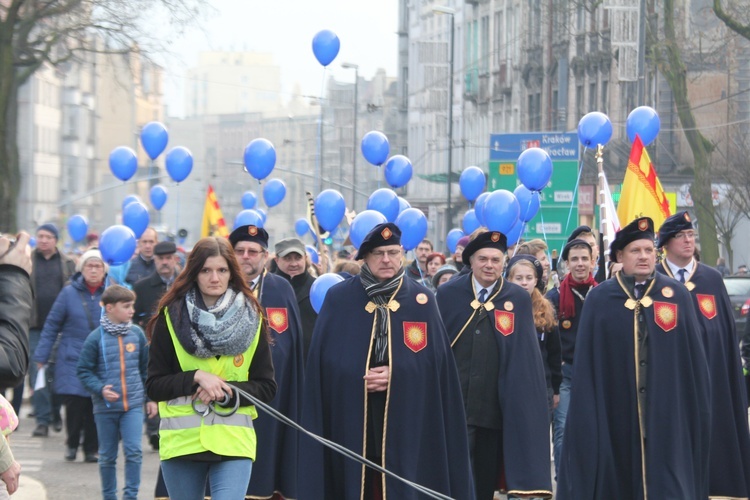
[
  {"x1": 557, "y1": 217, "x2": 711, "y2": 499},
  {"x1": 299, "y1": 222, "x2": 474, "y2": 500}
]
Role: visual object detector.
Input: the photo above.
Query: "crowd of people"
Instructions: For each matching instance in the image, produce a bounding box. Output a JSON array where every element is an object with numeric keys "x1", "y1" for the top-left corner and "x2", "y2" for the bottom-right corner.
[{"x1": 2, "y1": 210, "x2": 750, "y2": 499}]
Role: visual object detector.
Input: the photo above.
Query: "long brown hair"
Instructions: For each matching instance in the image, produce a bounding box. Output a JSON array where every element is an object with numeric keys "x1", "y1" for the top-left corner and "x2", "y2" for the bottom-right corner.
[
  {"x1": 146, "y1": 237, "x2": 263, "y2": 339},
  {"x1": 507, "y1": 260, "x2": 556, "y2": 332}
]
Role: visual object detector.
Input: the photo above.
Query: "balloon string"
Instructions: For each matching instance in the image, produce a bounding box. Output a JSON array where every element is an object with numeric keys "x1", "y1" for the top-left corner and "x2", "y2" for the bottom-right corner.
[
  {"x1": 317, "y1": 68, "x2": 327, "y2": 194},
  {"x1": 175, "y1": 184, "x2": 180, "y2": 235},
  {"x1": 562, "y1": 152, "x2": 584, "y2": 247}
]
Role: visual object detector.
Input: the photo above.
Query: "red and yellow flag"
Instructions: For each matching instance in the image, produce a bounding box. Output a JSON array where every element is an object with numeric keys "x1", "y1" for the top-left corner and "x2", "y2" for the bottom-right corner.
[
  {"x1": 617, "y1": 135, "x2": 671, "y2": 229},
  {"x1": 201, "y1": 185, "x2": 229, "y2": 238}
]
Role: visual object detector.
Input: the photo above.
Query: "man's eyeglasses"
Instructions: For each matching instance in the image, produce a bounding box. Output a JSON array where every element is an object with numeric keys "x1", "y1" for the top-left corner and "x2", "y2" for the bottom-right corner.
[
  {"x1": 370, "y1": 249, "x2": 402, "y2": 259},
  {"x1": 235, "y1": 248, "x2": 265, "y2": 257},
  {"x1": 673, "y1": 231, "x2": 696, "y2": 241}
]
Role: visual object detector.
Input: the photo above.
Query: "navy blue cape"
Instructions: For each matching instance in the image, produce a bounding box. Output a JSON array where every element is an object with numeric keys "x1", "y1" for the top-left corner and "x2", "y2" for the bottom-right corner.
[
  {"x1": 437, "y1": 273, "x2": 553, "y2": 497},
  {"x1": 658, "y1": 261, "x2": 750, "y2": 497},
  {"x1": 557, "y1": 272, "x2": 711, "y2": 500},
  {"x1": 298, "y1": 275, "x2": 475, "y2": 500}
]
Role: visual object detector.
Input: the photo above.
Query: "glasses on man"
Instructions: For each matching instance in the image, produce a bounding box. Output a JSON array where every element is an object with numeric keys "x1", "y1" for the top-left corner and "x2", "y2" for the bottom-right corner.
[
  {"x1": 673, "y1": 231, "x2": 696, "y2": 241},
  {"x1": 235, "y1": 248, "x2": 265, "y2": 257},
  {"x1": 370, "y1": 249, "x2": 402, "y2": 259}
]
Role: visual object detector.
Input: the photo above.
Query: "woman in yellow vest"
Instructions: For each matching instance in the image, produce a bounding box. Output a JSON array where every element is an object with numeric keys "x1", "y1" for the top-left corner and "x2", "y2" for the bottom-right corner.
[{"x1": 146, "y1": 237, "x2": 276, "y2": 500}]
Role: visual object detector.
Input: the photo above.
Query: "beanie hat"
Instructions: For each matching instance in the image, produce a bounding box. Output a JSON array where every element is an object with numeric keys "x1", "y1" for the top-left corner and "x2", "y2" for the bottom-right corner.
[
  {"x1": 37, "y1": 223, "x2": 59, "y2": 240},
  {"x1": 76, "y1": 249, "x2": 109, "y2": 274}
]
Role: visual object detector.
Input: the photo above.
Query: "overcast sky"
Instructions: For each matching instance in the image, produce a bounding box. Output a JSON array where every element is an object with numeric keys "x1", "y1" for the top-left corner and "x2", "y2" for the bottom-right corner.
[{"x1": 161, "y1": 0, "x2": 399, "y2": 117}]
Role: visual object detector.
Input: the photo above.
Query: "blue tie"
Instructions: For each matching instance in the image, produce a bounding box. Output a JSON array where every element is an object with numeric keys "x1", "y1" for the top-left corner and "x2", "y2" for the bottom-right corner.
[
  {"x1": 677, "y1": 269, "x2": 687, "y2": 283},
  {"x1": 478, "y1": 289, "x2": 488, "y2": 303}
]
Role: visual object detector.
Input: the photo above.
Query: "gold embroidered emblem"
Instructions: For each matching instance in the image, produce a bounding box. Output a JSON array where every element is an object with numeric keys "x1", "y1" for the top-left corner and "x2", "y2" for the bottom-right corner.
[
  {"x1": 562, "y1": 320, "x2": 572, "y2": 329},
  {"x1": 381, "y1": 227, "x2": 392, "y2": 240},
  {"x1": 504, "y1": 301, "x2": 514, "y2": 311},
  {"x1": 248, "y1": 226, "x2": 258, "y2": 236},
  {"x1": 233, "y1": 354, "x2": 244, "y2": 367},
  {"x1": 696, "y1": 294, "x2": 717, "y2": 320},
  {"x1": 416, "y1": 293, "x2": 428, "y2": 305},
  {"x1": 662, "y1": 286, "x2": 674, "y2": 298},
  {"x1": 125, "y1": 343, "x2": 136, "y2": 353},
  {"x1": 491, "y1": 232, "x2": 500, "y2": 242},
  {"x1": 654, "y1": 301, "x2": 678, "y2": 332},
  {"x1": 403, "y1": 322, "x2": 427, "y2": 353}
]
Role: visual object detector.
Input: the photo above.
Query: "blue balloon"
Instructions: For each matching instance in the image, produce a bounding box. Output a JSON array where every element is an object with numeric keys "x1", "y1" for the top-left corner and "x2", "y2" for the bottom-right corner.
[
  {"x1": 99, "y1": 225, "x2": 137, "y2": 266},
  {"x1": 349, "y1": 210, "x2": 387, "y2": 249},
  {"x1": 165, "y1": 146, "x2": 193, "y2": 183},
  {"x1": 446, "y1": 228, "x2": 465, "y2": 254},
  {"x1": 149, "y1": 185, "x2": 168, "y2": 210},
  {"x1": 397, "y1": 196, "x2": 411, "y2": 215},
  {"x1": 109, "y1": 146, "x2": 138, "y2": 182},
  {"x1": 577, "y1": 111, "x2": 613, "y2": 148},
  {"x1": 513, "y1": 185, "x2": 541, "y2": 222},
  {"x1": 234, "y1": 209, "x2": 264, "y2": 229},
  {"x1": 312, "y1": 29, "x2": 340, "y2": 67},
  {"x1": 67, "y1": 215, "x2": 89, "y2": 242},
  {"x1": 257, "y1": 208, "x2": 267, "y2": 224},
  {"x1": 310, "y1": 272, "x2": 345, "y2": 313},
  {"x1": 241, "y1": 191, "x2": 257, "y2": 210},
  {"x1": 474, "y1": 192, "x2": 490, "y2": 227},
  {"x1": 29, "y1": 237, "x2": 36, "y2": 248},
  {"x1": 517, "y1": 148, "x2": 553, "y2": 192},
  {"x1": 627, "y1": 106, "x2": 661, "y2": 146},
  {"x1": 367, "y1": 188, "x2": 400, "y2": 222},
  {"x1": 306, "y1": 245, "x2": 320, "y2": 265},
  {"x1": 140, "y1": 122, "x2": 168, "y2": 160},
  {"x1": 263, "y1": 179, "x2": 287, "y2": 208},
  {"x1": 295, "y1": 218, "x2": 310, "y2": 237},
  {"x1": 505, "y1": 219, "x2": 525, "y2": 246},
  {"x1": 361, "y1": 131, "x2": 390, "y2": 166},
  {"x1": 395, "y1": 208, "x2": 428, "y2": 251},
  {"x1": 244, "y1": 139, "x2": 276, "y2": 181},
  {"x1": 384, "y1": 155, "x2": 413, "y2": 188},
  {"x1": 483, "y1": 190, "x2": 520, "y2": 234},
  {"x1": 122, "y1": 201, "x2": 150, "y2": 239},
  {"x1": 122, "y1": 195, "x2": 142, "y2": 211},
  {"x1": 459, "y1": 166, "x2": 486, "y2": 202},
  {"x1": 462, "y1": 209, "x2": 480, "y2": 235},
  {"x1": 315, "y1": 189, "x2": 346, "y2": 232}
]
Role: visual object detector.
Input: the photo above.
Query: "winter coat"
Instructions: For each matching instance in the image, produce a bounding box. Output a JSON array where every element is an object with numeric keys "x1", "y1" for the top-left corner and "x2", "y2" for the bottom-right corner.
[
  {"x1": 33, "y1": 273, "x2": 105, "y2": 397},
  {"x1": 0, "y1": 264, "x2": 32, "y2": 389},
  {"x1": 77, "y1": 324, "x2": 148, "y2": 414}
]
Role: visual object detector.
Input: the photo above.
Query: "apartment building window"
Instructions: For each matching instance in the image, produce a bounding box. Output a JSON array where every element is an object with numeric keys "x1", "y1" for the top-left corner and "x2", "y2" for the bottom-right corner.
[
  {"x1": 495, "y1": 11, "x2": 504, "y2": 68},
  {"x1": 481, "y1": 15, "x2": 489, "y2": 74},
  {"x1": 528, "y1": 0, "x2": 542, "y2": 46},
  {"x1": 589, "y1": 82, "x2": 597, "y2": 112},
  {"x1": 576, "y1": 4, "x2": 585, "y2": 33},
  {"x1": 601, "y1": 80, "x2": 609, "y2": 114},
  {"x1": 466, "y1": 20, "x2": 479, "y2": 95},
  {"x1": 528, "y1": 92, "x2": 541, "y2": 131},
  {"x1": 576, "y1": 85, "x2": 584, "y2": 120},
  {"x1": 551, "y1": 90, "x2": 558, "y2": 130}
]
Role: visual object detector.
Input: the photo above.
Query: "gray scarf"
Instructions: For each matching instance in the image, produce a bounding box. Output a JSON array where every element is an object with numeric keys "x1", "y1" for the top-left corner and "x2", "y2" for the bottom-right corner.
[
  {"x1": 171, "y1": 286, "x2": 259, "y2": 358},
  {"x1": 360, "y1": 264, "x2": 405, "y2": 365},
  {"x1": 101, "y1": 315, "x2": 131, "y2": 336}
]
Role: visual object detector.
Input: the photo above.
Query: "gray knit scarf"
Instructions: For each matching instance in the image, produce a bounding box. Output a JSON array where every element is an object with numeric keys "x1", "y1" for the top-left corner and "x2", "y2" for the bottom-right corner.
[
  {"x1": 360, "y1": 264, "x2": 405, "y2": 366},
  {"x1": 101, "y1": 315, "x2": 132, "y2": 336},
  {"x1": 171, "y1": 286, "x2": 259, "y2": 358}
]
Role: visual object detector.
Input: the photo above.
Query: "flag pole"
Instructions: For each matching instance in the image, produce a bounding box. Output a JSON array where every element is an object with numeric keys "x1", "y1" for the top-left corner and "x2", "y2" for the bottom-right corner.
[{"x1": 597, "y1": 145, "x2": 614, "y2": 278}]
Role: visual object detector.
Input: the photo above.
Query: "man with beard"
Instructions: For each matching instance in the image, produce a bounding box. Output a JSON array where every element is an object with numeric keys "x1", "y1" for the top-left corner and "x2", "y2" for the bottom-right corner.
[
  {"x1": 299, "y1": 223, "x2": 474, "y2": 499},
  {"x1": 557, "y1": 217, "x2": 710, "y2": 499},
  {"x1": 230, "y1": 224, "x2": 304, "y2": 500},
  {"x1": 656, "y1": 211, "x2": 750, "y2": 497},
  {"x1": 437, "y1": 230, "x2": 552, "y2": 499}
]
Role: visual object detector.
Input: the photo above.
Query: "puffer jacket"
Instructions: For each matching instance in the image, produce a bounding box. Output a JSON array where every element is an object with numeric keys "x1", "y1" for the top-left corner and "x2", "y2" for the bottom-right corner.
[
  {"x1": 77, "y1": 324, "x2": 148, "y2": 413},
  {"x1": 33, "y1": 273, "x2": 105, "y2": 397},
  {"x1": 0, "y1": 264, "x2": 32, "y2": 389}
]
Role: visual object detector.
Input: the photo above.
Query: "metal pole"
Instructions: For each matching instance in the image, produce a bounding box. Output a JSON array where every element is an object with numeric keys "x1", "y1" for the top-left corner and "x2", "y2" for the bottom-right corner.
[
  {"x1": 447, "y1": 13, "x2": 455, "y2": 226},
  {"x1": 352, "y1": 67, "x2": 359, "y2": 211},
  {"x1": 637, "y1": 0, "x2": 646, "y2": 105}
]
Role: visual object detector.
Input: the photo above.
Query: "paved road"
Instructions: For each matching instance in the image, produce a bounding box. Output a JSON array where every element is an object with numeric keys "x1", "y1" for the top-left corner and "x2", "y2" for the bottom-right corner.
[{"x1": 12, "y1": 402, "x2": 161, "y2": 500}]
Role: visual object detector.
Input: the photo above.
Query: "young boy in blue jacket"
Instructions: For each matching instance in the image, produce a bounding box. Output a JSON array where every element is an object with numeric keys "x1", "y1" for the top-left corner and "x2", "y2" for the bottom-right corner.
[{"x1": 77, "y1": 285, "x2": 150, "y2": 500}]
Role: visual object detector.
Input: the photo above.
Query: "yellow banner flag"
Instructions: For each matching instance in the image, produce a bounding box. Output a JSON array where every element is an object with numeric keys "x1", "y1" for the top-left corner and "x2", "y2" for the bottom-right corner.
[
  {"x1": 616, "y1": 135, "x2": 671, "y2": 229},
  {"x1": 201, "y1": 185, "x2": 229, "y2": 238}
]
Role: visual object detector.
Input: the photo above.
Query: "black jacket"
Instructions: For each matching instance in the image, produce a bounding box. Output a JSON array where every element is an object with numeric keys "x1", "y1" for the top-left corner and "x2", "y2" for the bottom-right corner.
[
  {"x1": 274, "y1": 269, "x2": 317, "y2": 359},
  {"x1": 0, "y1": 265, "x2": 32, "y2": 388},
  {"x1": 133, "y1": 272, "x2": 169, "y2": 329}
]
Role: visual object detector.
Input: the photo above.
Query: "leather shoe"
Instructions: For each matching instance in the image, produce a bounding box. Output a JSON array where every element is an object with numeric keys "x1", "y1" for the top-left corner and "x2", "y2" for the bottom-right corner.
[
  {"x1": 31, "y1": 424, "x2": 48, "y2": 437},
  {"x1": 84, "y1": 453, "x2": 98, "y2": 463},
  {"x1": 65, "y1": 448, "x2": 76, "y2": 461},
  {"x1": 52, "y1": 419, "x2": 63, "y2": 432}
]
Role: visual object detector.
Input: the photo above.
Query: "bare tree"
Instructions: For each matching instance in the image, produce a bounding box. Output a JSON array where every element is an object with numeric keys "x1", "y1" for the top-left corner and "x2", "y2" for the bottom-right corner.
[
  {"x1": 714, "y1": 0, "x2": 750, "y2": 39},
  {"x1": 0, "y1": 0, "x2": 206, "y2": 232}
]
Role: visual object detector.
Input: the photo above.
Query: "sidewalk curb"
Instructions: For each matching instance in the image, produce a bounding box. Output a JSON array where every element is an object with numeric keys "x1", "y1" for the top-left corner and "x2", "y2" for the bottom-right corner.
[{"x1": 15, "y1": 475, "x2": 45, "y2": 500}]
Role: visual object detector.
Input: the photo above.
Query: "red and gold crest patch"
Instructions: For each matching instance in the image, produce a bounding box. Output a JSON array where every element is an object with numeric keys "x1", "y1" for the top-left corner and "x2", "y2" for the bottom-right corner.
[
  {"x1": 491, "y1": 232, "x2": 500, "y2": 242},
  {"x1": 696, "y1": 294, "x2": 717, "y2": 320},
  {"x1": 495, "y1": 310, "x2": 515, "y2": 336},
  {"x1": 403, "y1": 322, "x2": 427, "y2": 353},
  {"x1": 654, "y1": 301, "x2": 678, "y2": 332},
  {"x1": 381, "y1": 227, "x2": 392, "y2": 240},
  {"x1": 638, "y1": 219, "x2": 649, "y2": 231},
  {"x1": 266, "y1": 307, "x2": 289, "y2": 334},
  {"x1": 684, "y1": 212, "x2": 691, "y2": 222},
  {"x1": 248, "y1": 226, "x2": 258, "y2": 236},
  {"x1": 125, "y1": 343, "x2": 136, "y2": 353},
  {"x1": 233, "y1": 354, "x2": 244, "y2": 367}
]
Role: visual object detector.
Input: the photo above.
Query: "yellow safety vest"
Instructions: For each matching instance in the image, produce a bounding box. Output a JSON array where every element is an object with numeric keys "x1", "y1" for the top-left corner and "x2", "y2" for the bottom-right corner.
[{"x1": 158, "y1": 307, "x2": 260, "y2": 461}]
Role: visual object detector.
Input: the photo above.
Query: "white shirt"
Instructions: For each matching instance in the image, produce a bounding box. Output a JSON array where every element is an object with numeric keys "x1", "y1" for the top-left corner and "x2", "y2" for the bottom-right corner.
[
  {"x1": 472, "y1": 276, "x2": 495, "y2": 300},
  {"x1": 666, "y1": 258, "x2": 695, "y2": 280}
]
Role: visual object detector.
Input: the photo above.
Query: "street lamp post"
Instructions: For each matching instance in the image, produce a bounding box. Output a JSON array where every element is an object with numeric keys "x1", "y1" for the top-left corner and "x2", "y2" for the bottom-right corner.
[
  {"x1": 342, "y1": 62, "x2": 359, "y2": 211},
  {"x1": 433, "y1": 6, "x2": 455, "y2": 228}
]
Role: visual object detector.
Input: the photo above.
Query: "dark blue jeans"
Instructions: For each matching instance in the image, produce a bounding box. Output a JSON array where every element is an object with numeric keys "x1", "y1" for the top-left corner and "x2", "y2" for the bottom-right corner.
[{"x1": 161, "y1": 457, "x2": 252, "y2": 500}]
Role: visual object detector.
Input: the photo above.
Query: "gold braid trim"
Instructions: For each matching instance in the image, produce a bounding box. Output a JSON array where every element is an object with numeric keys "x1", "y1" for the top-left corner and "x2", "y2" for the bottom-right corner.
[{"x1": 450, "y1": 277, "x2": 505, "y2": 347}]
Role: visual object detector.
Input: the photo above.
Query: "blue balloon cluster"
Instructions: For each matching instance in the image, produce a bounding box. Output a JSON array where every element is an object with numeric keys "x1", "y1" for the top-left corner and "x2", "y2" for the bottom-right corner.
[
  {"x1": 349, "y1": 210, "x2": 387, "y2": 249},
  {"x1": 384, "y1": 155, "x2": 413, "y2": 188},
  {"x1": 263, "y1": 179, "x2": 287, "y2": 208},
  {"x1": 140, "y1": 122, "x2": 169, "y2": 160},
  {"x1": 312, "y1": 30, "x2": 341, "y2": 67},
  {"x1": 367, "y1": 188, "x2": 400, "y2": 222},
  {"x1": 361, "y1": 131, "x2": 390, "y2": 166},
  {"x1": 577, "y1": 112, "x2": 613, "y2": 148},
  {"x1": 244, "y1": 139, "x2": 277, "y2": 181},
  {"x1": 166, "y1": 146, "x2": 193, "y2": 183},
  {"x1": 395, "y1": 208, "x2": 427, "y2": 251},
  {"x1": 99, "y1": 225, "x2": 137, "y2": 266},
  {"x1": 459, "y1": 167, "x2": 486, "y2": 203},
  {"x1": 67, "y1": 215, "x2": 89, "y2": 242},
  {"x1": 483, "y1": 190, "x2": 519, "y2": 233},
  {"x1": 150, "y1": 185, "x2": 168, "y2": 210},
  {"x1": 310, "y1": 273, "x2": 345, "y2": 313},
  {"x1": 627, "y1": 106, "x2": 660, "y2": 146},
  {"x1": 474, "y1": 192, "x2": 490, "y2": 227},
  {"x1": 314, "y1": 189, "x2": 346, "y2": 232},
  {"x1": 109, "y1": 147, "x2": 138, "y2": 182}
]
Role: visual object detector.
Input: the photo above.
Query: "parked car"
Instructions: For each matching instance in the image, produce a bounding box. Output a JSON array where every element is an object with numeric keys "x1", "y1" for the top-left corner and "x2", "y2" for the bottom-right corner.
[{"x1": 723, "y1": 275, "x2": 750, "y2": 338}]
